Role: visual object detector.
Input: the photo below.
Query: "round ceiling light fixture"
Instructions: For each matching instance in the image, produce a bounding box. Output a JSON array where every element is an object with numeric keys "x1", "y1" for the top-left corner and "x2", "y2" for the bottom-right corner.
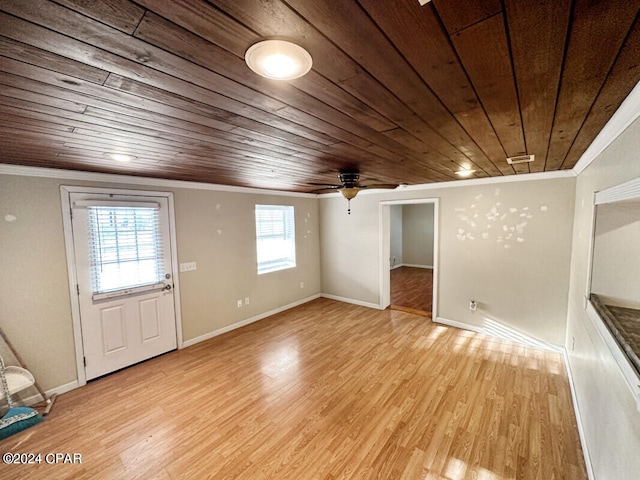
[{"x1": 245, "y1": 40, "x2": 312, "y2": 80}]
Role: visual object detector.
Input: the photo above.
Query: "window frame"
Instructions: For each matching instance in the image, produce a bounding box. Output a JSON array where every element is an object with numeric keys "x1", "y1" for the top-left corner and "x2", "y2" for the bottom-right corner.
[{"x1": 255, "y1": 204, "x2": 296, "y2": 275}]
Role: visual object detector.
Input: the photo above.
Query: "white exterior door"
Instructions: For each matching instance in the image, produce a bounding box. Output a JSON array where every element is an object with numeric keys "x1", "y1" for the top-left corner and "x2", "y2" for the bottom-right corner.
[{"x1": 69, "y1": 192, "x2": 177, "y2": 380}]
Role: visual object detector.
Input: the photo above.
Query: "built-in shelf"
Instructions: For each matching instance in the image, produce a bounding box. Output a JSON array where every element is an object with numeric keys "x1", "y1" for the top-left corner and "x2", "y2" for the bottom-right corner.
[{"x1": 586, "y1": 176, "x2": 640, "y2": 411}]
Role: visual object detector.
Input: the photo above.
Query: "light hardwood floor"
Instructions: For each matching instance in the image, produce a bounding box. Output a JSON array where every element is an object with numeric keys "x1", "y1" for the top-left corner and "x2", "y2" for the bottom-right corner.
[
  {"x1": 0, "y1": 299, "x2": 586, "y2": 479},
  {"x1": 391, "y1": 266, "x2": 433, "y2": 316}
]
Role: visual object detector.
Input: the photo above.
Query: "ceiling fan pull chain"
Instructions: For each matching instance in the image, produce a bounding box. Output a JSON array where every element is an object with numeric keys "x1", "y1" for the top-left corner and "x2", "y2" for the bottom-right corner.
[{"x1": 348, "y1": 198, "x2": 351, "y2": 215}]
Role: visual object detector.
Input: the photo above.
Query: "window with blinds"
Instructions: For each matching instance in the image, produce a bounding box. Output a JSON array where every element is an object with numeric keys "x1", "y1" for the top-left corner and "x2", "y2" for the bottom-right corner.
[
  {"x1": 255, "y1": 205, "x2": 296, "y2": 274},
  {"x1": 87, "y1": 205, "x2": 164, "y2": 296}
]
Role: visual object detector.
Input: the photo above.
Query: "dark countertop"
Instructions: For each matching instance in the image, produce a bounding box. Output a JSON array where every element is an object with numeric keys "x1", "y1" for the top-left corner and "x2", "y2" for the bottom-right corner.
[{"x1": 591, "y1": 294, "x2": 640, "y2": 377}]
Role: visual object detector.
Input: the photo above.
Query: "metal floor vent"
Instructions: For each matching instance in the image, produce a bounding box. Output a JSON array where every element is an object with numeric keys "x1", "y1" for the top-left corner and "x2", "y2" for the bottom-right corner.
[{"x1": 507, "y1": 154, "x2": 535, "y2": 164}]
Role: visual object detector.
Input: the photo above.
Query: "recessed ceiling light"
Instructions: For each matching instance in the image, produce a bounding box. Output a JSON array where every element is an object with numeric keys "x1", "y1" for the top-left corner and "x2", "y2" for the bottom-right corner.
[
  {"x1": 105, "y1": 153, "x2": 137, "y2": 162},
  {"x1": 245, "y1": 40, "x2": 312, "y2": 80},
  {"x1": 455, "y1": 169, "x2": 476, "y2": 177}
]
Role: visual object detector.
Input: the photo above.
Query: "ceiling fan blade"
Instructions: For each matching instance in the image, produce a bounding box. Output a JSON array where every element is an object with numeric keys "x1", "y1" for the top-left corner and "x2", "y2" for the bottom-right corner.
[
  {"x1": 360, "y1": 183, "x2": 399, "y2": 189},
  {"x1": 309, "y1": 186, "x2": 341, "y2": 193},
  {"x1": 308, "y1": 182, "x2": 342, "y2": 187}
]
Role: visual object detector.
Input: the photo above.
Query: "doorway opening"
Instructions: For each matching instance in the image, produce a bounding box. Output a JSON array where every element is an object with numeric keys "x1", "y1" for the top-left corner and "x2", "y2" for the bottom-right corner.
[{"x1": 379, "y1": 199, "x2": 438, "y2": 319}]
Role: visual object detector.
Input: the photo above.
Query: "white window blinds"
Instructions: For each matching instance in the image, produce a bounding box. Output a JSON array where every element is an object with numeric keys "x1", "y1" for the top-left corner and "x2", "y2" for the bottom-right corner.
[
  {"x1": 255, "y1": 205, "x2": 296, "y2": 274},
  {"x1": 87, "y1": 205, "x2": 164, "y2": 295}
]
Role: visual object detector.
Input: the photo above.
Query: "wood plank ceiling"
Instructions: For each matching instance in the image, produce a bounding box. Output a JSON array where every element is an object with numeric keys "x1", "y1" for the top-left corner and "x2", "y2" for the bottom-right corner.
[{"x1": 0, "y1": 0, "x2": 638, "y2": 192}]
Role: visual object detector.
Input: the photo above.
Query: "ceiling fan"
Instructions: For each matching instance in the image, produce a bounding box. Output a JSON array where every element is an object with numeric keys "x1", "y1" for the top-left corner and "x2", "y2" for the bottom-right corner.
[{"x1": 310, "y1": 170, "x2": 399, "y2": 214}]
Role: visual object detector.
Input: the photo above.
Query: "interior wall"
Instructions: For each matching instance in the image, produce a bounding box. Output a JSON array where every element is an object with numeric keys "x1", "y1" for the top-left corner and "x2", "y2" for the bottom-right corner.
[
  {"x1": 402, "y1": 203, "x2": 434, "y2": 267},
  {"x1": 0, "y1": 173, "x2": 321, "y2": 392},
  {"x1": 390, "y1": 204, "x2": 403, "y2": 267},
  {"x1": 566, "y1": 116, "x2": 640, "y2": 479},
  {"x1": 320, "y1": 176, "x2": 576, "y2": 346}
]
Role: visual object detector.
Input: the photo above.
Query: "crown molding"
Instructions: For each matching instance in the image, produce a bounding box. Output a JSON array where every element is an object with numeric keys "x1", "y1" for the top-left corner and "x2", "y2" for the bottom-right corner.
[{"x1": 1, "y1": 163, "x2": 574, "y2": 199}]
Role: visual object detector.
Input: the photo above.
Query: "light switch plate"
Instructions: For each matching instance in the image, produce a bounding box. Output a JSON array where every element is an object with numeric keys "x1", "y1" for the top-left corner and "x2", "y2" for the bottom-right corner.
[{"x1": 179, "y1": 262, "x2": 197, "y2": 272}]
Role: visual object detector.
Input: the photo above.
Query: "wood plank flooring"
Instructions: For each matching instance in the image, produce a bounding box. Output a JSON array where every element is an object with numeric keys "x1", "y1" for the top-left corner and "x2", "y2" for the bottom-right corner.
[
  {"x1": 0, "y1": 299, "x2": 586, "y2": 480},
  {"x1": 391, "y1": 266, "x2": 434, "y2": 316}
]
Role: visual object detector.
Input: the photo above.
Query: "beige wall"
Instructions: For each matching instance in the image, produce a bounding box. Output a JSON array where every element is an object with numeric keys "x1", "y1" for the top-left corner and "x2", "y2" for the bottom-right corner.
[
  {"x1": 173, "y1": 188, "x2": 320, "y2": 341},
  {"x1": 0, "y1": 176, "x2": 77, "y2": 392},
  {"x1": 320, "y1": 176, "x2": 576, "y2": 346},
  {"x1": 566, "y1": 117, "x2": 640, "y2": 479},
  {"x1": 0, "y1": 173, "x2": 321, "y2": 392},
  {"x1": 402, "y1": 203, "x2": 434, "y2": 267}
]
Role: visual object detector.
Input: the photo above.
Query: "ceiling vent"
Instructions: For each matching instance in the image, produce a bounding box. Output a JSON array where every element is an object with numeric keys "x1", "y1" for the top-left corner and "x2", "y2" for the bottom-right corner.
[{"x1": 506, "y1": 154, "x2": 535, "y2": 165}]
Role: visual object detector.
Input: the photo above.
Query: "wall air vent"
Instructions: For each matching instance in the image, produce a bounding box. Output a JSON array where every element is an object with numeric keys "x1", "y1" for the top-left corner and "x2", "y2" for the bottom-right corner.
[{"x1": 507, "y1": 154, "x2": 535, "y2": 165}]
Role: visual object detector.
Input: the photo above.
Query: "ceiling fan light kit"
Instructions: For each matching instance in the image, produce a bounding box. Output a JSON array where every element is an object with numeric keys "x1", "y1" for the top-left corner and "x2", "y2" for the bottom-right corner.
[
  {"x1": 245, "y1": 40, "x2": 313, "y2": 80},
  {"x1": 339, "y1": 187, "x2": 359, "y2": 200}
]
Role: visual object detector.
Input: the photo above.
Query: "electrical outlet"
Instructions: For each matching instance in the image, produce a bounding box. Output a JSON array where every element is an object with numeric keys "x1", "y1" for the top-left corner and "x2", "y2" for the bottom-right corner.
[
  {"x1": 237, "y1": 299, "x2": 243, "y2": 308},
  {"x1": 179, "y1": 262, "x2": 197, "y2": 272},
  {"x1": 245, "y1": 297, "x2": 250, "y2": 306},
  {"x1": 300, "y1": 281, "x2": 304, "y2": 289},
  {"x1": 469, "y1": 300, "x2": 477, "y2": 312}
]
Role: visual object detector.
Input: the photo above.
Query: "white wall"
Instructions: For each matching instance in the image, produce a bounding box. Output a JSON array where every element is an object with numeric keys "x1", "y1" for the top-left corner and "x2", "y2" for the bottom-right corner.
[
  {"x1": 566, "y1": 116, "x2": 640, "y2": 480},
  {"x1": 0, "y1": 172, "x2": 321, "y2": 392},
  {"x1": 390, "y1": 204, "x2": 403, "y2": 268},
  {"x1": 320, "y1": 175, "x2": 576, "y2": 346},
  {"x1": 402, "y1": 203, "x2": 434, "y2": 267}
]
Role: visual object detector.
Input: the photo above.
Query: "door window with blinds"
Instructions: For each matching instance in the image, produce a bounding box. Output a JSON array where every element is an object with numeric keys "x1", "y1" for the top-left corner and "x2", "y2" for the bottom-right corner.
[
  {"x1": 79, "y1": 201, "x2": 165, "y2": 299},
  {"x1": 255, "y1": 205, "x2": 296, "y2": 274}
]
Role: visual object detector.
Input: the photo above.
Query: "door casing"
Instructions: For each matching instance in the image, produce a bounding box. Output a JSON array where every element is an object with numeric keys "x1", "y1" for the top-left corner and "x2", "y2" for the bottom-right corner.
[
  {"x1": 379, "y1": 198, "x2": 439, "y2": 318},
  {"x1": 61, "y1": 186, "x2": 184, "y2": 386}
]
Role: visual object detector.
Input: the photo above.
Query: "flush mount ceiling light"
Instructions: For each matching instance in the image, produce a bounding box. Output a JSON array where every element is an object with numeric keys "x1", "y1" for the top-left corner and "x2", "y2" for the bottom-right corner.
[
  {"x1": 104, "y1": 153, "x2": 137, "y2": 162},
  {"x1": 245, "y1": 40, "x2": 312, "y2": 80}
]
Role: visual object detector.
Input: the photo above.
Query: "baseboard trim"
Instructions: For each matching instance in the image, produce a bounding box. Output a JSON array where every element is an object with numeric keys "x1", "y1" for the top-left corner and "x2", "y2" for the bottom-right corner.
[
  {"x1": 320, "y1": 293, "x2": 383, "y2": 310},
  {"x1": 435, "y1": 316, "x2": 562, "y2": 353},
  {"x1": 390, "y1": 263, "x2": 433, "y2": 270},
  {"x1": 19, "y1": 380, "x2": 79, "y2": 407},
  {"x1": 562, "y1": 349, "x2": 595, "y2": 480},
  {"x1": 399, "y1": 263, "x2": 433, "y2": 269},
  {"x1": 182, "y1": 294, "x2": 321, "y2": 348}
]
